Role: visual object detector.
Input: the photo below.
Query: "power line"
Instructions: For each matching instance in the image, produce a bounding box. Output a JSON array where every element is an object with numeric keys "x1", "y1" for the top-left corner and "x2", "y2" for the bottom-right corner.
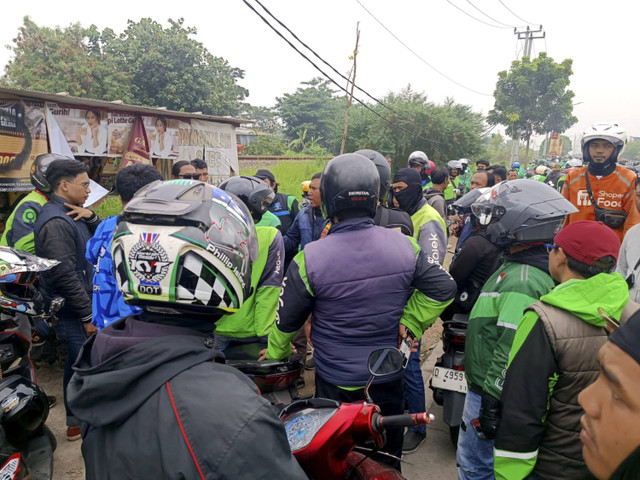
[
  {"x1": 251, "y1": 0, "x2": 446, "y2": 140},
  {"x1": 354, "y1": 0, "x2": 492, "y2": 97},
  {"x1": 445, "y1": 0, "x2": 512, "y2": 29},
  {"x1": 464, "y1": 0, "x2": 515, "y2": 28},
  {"x1": 241, "y1": 0, "x2": 448, "y2": 146},
  {"x1": 497, "y1": 0, "x2": 537, "y2": 26}
]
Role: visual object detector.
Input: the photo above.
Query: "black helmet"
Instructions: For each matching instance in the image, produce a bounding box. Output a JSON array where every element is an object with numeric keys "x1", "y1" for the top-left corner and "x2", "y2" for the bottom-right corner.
[
  {"x1": 449, "y1": 187, "x2": 490, "y2": 216},
  {"x1": 321, "y1": 154, "x2": 379, "y2": 219},
  {"x1": 354, "y1": 149, "x2": 390, "y2": 204},
  {"x1": 219, "y1": 176, "x2": 275, "y2": 222},
  {"x1": 0, "y1": 375, "x2": 49, "y2": 446},
  {"x1": 471, "y1": 179, "x2": 578, "y2": 247},
  {"x1": 113, "y1": 180, "x2": 258, "y2": 316},
  {"x1": 30, "y1": 153, "x2": 74, "y2": 193}
]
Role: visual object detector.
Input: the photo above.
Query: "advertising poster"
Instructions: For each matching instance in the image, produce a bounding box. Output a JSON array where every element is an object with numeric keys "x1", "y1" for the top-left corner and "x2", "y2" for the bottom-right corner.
[
  {"x1": 49, "y1": 104, "x2": 109, "y2": 156},
  {"x1": 145, "y1": 115, "x2": 179, "y2": 159},
  {"x1": 176, "y1": 119, "x2": 238, "y2": 185},
  {"x1": 0, "y1": 101, "x2": 47, "y2": 191},
  {"x1": 108, "y1": 112, "x2": 136, "y2": 157}
]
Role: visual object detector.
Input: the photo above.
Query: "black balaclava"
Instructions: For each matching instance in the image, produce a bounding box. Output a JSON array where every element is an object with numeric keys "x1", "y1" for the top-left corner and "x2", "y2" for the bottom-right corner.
[
  {"x1": 393, "y1": 168, "x2": 423, "y2": 215},
  {"x1": 584, "y1": 140, "x2": 619, "y2": 177}
]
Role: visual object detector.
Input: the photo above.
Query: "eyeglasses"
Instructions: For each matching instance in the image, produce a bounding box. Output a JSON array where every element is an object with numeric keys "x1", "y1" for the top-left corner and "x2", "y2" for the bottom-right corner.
[
  {"x1": 67, "y1": 181, "x2": 91, "y2": 191},
  {"x1": 179, "y1": 174, "x2": 200, "y2": 180},
  {"x1": 544, "y1": 244, "x2": 558, "y2": 254}
]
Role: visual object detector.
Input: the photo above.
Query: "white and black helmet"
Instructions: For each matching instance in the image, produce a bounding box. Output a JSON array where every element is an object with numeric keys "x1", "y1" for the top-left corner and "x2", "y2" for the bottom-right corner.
[
  {"x1": 408, "y1": 151, "x2": 429, "y2": 169},
  {"x1": 471, "y1": 180, "x2": 577, "y2": 247},
  {"x1": 112, "y1": 180, "x2": 258, "y2": 316},
  {"x1": 581, "y1": 123, "x2": 628, "y2": 163}
]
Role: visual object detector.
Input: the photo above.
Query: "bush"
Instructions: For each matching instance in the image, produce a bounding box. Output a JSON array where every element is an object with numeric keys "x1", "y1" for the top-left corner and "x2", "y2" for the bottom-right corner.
[{"x1": 242, "y1": 135, "x2": 289, "y2": 156}]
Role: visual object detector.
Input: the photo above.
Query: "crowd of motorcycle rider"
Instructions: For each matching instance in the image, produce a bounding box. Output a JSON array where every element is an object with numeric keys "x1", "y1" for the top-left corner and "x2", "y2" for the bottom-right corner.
[{"x1": 0, "y1": 121, "x2": 638, "y2": 479}]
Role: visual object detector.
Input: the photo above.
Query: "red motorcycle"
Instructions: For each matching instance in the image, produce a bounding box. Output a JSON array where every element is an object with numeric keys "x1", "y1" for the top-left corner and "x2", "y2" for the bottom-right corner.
[{"x1": 281, "y1": 347, "x2": 433, "y2": 479}]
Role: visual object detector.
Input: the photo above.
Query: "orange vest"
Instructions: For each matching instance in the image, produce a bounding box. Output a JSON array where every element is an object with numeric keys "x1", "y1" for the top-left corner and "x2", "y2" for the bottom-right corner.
[{"x1": 561, "y1": 166, "x2": 640, "y2": 242}]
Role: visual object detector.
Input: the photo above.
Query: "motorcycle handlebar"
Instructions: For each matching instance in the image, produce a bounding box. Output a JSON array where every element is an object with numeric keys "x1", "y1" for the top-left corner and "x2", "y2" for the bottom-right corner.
[{"x1": 372, "y1": 412, "x2": 433, "y2": 433}]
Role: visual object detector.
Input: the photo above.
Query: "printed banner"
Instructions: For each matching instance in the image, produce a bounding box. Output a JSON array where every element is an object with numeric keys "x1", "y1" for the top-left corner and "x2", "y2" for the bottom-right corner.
[
  {"x1": 144, "y1": 116, "x2": 179, "y2": 159},
  {"x1": 0, "y1": 101, "x2": 47, "y2": 191},
  {"x1": 48, "y1": 104, "x2": 109, "y2": 156},
  {"x1": 120, "y1": 116, "x2": 152, "y2": 170}
]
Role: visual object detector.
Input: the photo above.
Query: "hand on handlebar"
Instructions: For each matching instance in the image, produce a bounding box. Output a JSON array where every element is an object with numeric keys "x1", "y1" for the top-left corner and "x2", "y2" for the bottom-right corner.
[{"x1": 258, "y1": 348, "x2": 267, "y2": 361}]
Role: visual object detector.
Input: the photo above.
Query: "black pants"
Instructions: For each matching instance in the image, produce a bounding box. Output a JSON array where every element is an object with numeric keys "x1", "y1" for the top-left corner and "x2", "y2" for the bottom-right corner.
[{"x1": 315, "y1": 372, "x2": 404, "y2": 471}]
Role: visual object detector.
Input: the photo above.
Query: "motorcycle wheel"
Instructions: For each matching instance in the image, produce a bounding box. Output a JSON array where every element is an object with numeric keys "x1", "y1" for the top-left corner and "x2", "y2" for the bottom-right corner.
[{"x1": 449, "y1": 426, "x2": 459, "y2": 448}]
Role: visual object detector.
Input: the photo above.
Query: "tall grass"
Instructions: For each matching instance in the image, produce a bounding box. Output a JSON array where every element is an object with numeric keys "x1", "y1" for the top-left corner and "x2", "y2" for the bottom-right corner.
[
  {"x1": 93, "y1": 195, "x2": 122, "y2": 219},
  {"x1": 240, "y1": 159, "x2": 328, "y2": 201}
]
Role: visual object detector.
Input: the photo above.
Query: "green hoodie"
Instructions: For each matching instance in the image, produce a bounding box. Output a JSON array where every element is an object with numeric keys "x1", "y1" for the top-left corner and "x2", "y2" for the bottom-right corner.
[{"x1": 494, "y1": 273, "x2": 629, "y2": 480}]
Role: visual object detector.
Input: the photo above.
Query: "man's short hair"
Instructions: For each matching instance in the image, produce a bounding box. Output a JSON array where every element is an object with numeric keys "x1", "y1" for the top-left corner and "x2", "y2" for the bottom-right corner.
[
  {"x1": 509, "y1": 169, "x2": 519, "y2": 174},
  {"x1": 46, "y1": 159, "x2": 89, "y2": 191},
  {"x1": 485, "y1": 171, "x2": 496, "y2": 187},
  {"x1": 171, "y1": 160, "x2": 191, "y2": 178},
  {"x1": 488, "y1": 164, "x2": 507, "y2": 182},
  {"x1": 566, "y1": 254, "x2": 617, "y2": 279},
  {"x1": 430, "y1": 167, "x2": 449, "y2": 185},
  {"x1": 115, "y1": 164, "x2": 164, "y2": 203},
  {"x1": 190, "y1": 158, "x2": 207, "y2": 170},
  {"x1": 311, "y1": 172, "x2": 322, "y2": 181},
  {"x1": 476, "y1": 160, "x2": 489, "y2": 167}
]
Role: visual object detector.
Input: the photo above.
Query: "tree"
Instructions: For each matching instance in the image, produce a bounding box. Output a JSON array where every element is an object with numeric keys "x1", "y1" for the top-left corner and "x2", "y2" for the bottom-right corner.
[
  {"x1": 239, "y1": 105, "x2": 282, "y2": 134},
  {"x1": 2, "y1": 17, "x2": 248, "y2": 116},
  {"x1": 1, "y1": 16, "x2": 133, "y2": 101},
  {"x1": 487, "y1": 53, "x2": 577, "y2": 163},
  {"x1": 622, "y1": 140, "x2": 640, "y2": 162},
  {"x1": 275, "y1": 78, "x2": 345, "y2": 153},
  {"x1": 343, "y1": 86, "x2": 486, "y2": 170},
  {"x1": 241, "y1": 135, "x2": 289, "y2": 156}
]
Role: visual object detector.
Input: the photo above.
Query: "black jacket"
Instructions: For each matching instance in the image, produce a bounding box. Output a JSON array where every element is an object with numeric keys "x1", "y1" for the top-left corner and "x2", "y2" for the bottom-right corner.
[
  {"x1": 374, "y1": 205, "x2": 414, "y2": 236},
  {"x1": 33, "y1": 194, "x2": 99, "y2": 321},
  {"x1": 68, "y1": 316, "x2": 306, "y2": 479}
]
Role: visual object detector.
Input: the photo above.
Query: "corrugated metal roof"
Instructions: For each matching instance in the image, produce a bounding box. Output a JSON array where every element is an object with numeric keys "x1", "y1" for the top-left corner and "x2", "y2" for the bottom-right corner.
[{"x1": 0, "y1": 86, "x2": 248, "y2": 127}]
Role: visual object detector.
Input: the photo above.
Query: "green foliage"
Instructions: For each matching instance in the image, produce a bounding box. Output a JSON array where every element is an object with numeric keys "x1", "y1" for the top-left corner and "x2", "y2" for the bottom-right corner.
[
  {"x1": 239, "y1": 105, "x2": 282, "y2": 134},
  {"x1": 538, "y1": 135, "x2": 573, "y2": 156},
  {"x1": 1, "y1": 17, "x2": 133, "y2": 101},
  {"x1": 240, "y1": 160, "x2": 328, "y2": 201},
  {"x1": 342, "y1": 87, "x2": 486, "y2": 171},
  {"x1": 276, "y1": 78, "x2": 345, "y2": 153},
  {"x1": 479, "y1": 134, "x2": 531, "y2": 166},
  {"x1": 2, "y1": 17, "x2": 248, "y2": 116},
  {"x1": 488, "y1": 53, "x2": 577, "y2": 159},
  {"x1": 242, "y1": 135, "x2": 289, "y2": 156},
  {"x1": 623, "y1": 140, "x2": 640, "y2": 162},
  {"x1": 93, "y1": 195, "x2": 122, "y2": 218}
]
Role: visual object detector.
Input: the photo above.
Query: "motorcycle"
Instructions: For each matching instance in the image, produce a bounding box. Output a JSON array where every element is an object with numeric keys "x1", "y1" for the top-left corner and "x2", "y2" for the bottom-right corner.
[
  {"x1": 429, "y1": 313, "x2": 469, "y2": 446},
  {"x1": 224, "y1": 341, "x2": 303, "y2": 407},
  {"x1": 281, "y1": 347, "x2": 433, "y2": 480}
]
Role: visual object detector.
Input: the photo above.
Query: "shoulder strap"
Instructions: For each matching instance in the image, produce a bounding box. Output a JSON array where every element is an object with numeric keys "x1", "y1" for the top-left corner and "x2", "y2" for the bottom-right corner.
[{"x1": 380, "y1": 205, "x2": 390, "y2": 228}]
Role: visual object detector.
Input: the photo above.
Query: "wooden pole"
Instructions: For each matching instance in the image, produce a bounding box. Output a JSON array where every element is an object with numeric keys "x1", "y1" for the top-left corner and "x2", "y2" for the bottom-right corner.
[{"x1": 340, "y1": 23, "x2": 360, "y2": 155}]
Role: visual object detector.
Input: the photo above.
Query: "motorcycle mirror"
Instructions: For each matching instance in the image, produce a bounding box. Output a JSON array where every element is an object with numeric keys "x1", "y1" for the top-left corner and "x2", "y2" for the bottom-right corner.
[{"x1": 367, "y1": 347, "x2": 405, "y2": 377}]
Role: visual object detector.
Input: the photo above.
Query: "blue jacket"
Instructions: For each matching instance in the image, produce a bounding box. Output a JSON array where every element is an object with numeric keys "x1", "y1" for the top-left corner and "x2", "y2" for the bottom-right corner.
[
  {"x1": 86, "y1": 215, "x2": 141, "y2": 329},
  {"x1": 267, "y1": 218, "x2": 457, "y2": 386},
  {"x1": 283, "y1": 205, "x2": 327, "y2": 261}
]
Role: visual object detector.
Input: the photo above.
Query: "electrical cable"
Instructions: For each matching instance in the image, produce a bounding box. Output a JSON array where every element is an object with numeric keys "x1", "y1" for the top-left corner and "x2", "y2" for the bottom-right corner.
[
  {"x1": 497, "y1": 0, "x2": 537, "y2": 26},
  {"x1": 445, "y1": 0, "x2": 512, "y2": 29},
  {"x1": 252, "y1": 0, "x2": 448, "y2": 137},
  {"x1": 354, "y1": 0, "x2": 492, "y2": 96},
  {"x1": 242, "y1": 0, "x2": 449, "y2": 146},
  {"x1": 464, "y1": 0, "x2": 515, "y2": 28}
]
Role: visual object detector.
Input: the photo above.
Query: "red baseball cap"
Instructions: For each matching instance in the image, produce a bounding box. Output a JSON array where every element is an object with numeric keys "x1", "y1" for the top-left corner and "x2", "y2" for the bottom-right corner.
[{"x1": 554, "y1": 221, "x2": 620, "y2": 266}]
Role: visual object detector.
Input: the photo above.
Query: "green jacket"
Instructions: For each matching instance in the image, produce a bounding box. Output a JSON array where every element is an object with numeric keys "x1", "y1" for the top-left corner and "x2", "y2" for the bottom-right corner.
[
  {"x1": 411, "y1": 201, "x2": 447, "y2": 266},
  {"x1": 494, "y1": 273, "x2": 629, "y2": 480},
  {"x1": 256, "y1": 210, "x2": 281, "y2": 229},
  {"x1": 0, "y1": 190, "x2": 48, "y2": 253},
  {"x1": 443, "y1": 176, "x2": 460, "y2": 201},
  {"x1": 214, "y1": 226, "x2": 284, "y2": 338},
  {"x1": 465, "y1": 253, "x2": 555, "y2": 399}
]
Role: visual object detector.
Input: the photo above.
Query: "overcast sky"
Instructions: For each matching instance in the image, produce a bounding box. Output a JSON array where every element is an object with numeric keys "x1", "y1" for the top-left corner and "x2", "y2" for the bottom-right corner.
[{"x1": 2, "y1": 0, "x2": 637, "y2": 150}]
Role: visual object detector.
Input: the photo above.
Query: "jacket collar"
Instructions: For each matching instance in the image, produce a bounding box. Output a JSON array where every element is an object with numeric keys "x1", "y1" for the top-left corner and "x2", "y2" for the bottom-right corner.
[{"x1": 328, "y1": 217, "x2": 375, "y2": 235}]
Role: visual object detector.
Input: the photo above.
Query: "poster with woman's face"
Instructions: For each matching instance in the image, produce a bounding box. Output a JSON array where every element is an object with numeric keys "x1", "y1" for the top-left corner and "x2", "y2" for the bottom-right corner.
[
  {"x1": 50, "y1": 105, "x2": 109, "y2": 156},
  {"x1": 144, "y1": 116, "x2": 178, "y2": 159}
]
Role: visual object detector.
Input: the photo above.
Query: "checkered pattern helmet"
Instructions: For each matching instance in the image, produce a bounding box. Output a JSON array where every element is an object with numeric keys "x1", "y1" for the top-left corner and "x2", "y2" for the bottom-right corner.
[
  {"x1": 112, "y1": 180, "x2": 258, "y2": 316},
  {"x1": 0, "y1": 247, "x2": 59, "y2": 316}
]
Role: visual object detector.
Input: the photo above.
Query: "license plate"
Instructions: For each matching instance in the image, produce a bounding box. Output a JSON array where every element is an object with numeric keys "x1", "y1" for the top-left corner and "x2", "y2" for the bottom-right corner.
[{"x1": 431, "y1": 367, "x2": 468, "y2": 393}]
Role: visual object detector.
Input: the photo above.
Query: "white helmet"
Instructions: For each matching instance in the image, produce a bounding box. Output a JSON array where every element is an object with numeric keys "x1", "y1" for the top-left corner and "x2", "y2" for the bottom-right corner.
[
  {"x1": 567, "y1": 158, "x2": 583, "y2": 168},
  {"x1": 581, "y1": 123, "x2": 628, "y2": 162},
  {"x1": 459, "y1": 158, "x2": 470, "y2": 166},
  {"x1": 447, "y1": 160, "x2": 463, "y2": 170},
  {"x1": 408, "y1": 151, "x2": 429, "y2": 168},
  {"x1": 535, "y1": 165, "x2": 549, "y2": 175}
]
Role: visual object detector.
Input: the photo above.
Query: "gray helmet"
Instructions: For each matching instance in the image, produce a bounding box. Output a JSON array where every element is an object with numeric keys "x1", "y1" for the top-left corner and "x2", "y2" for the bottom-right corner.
[
  {"x1": 449, "y1": 187, "x2": 490, "y2": 215},
  {"x1": 321, "y1": 154, "x2": 379, "y2": 219},
  {"x1": 219, "y1": 176, "x2": 275, "y2": 222},
  {"x1": 471, "y1": 179, "x2": 577, "y2": 247},
  {"x1": 408, "y1": 151, "x2": 428, "y2": 169},
  {"x1": 354, "y1": 149, "x2": 390, "y2": 204},
  {"x1": 30, "y1": 153, "x2": 74, "y2": 193}
]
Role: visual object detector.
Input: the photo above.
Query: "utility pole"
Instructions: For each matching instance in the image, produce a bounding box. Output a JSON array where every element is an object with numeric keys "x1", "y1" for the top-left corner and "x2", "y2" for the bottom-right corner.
[
  {"x1": 340, "y1": 23, "x2": 360, "y2": 155},
  {"x1": 510, "y1": 25, "x2": 546, "y2": 167}
]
